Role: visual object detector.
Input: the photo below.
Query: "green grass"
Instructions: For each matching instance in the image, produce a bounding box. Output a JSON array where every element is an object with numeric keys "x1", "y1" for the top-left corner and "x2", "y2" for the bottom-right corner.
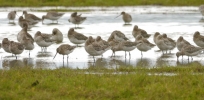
[
  {"x1": 0, "y1": 0, "x2": 204, "y2": 7},
  {"x1": 1, "y1": 63, "x2": 204, "y2": 99}
]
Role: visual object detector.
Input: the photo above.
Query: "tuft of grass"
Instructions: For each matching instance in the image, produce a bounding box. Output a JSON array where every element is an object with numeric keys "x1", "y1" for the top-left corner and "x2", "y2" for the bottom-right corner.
[
  {"x1": 1, "y1": 65, "x2": 204, "y2": 99},
  {"x1": 0, "y1": 0, "x2": 203, "y2": 7}
]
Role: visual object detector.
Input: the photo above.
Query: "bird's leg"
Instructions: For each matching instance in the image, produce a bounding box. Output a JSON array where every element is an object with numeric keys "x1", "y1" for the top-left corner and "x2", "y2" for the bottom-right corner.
[
  {"x1": 141, "y1": 51, "x2": 143, "y2": 57},
  {"x1": 29, "y1": 50, "x2": 30, "y2": 58},
  {"x1": 129, "y1": 52, "x2": 131, "y2": 59},
  {"x1": 111, "y1": 50, "x2": 115, "y2": 57},
  {"x1": 93, "y1": 56, "x2": 95, "y2": 63},
  {"x1": 41, "y1": 47, "x2": 43, "y2": 52}
]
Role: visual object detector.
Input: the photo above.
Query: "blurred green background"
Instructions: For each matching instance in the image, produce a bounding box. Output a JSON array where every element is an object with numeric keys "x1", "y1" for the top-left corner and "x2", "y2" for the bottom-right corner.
[{"x1": 1, "y1": 0, "x2": 204, "y2": 7}]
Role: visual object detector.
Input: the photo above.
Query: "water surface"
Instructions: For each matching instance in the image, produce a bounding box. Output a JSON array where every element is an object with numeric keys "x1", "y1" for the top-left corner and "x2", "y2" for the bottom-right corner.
[{"x1": 0, "y1": 6, "x2": 204, "y2": 69}]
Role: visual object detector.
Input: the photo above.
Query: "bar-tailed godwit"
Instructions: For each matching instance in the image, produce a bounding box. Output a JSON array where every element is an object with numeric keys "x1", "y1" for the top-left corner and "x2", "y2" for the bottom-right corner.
[
  {"x1": 132, "y1": 25, "x2": 150, "y2": 39},
  {"x1": 17, "y1": 23, "x2": 34, "y2": 43},
  {"x1": 20, "y1": 36, "x2": 34, "y2": 56},
  {"x1": 176, "y1": 36, "x2": 191, "y2": 51},
  {"x1": 115, "y1": 11, "x2": 132, "y2": 24},
  {"x1": 135, "y1": 35, "x2": 155, "y2": 57},
  {"x1": 53, "y1": 44, "x2": 76, "y2": 61},
  {"x1": 9, "y1": 41, "x2": 24, "y2": 59},
  {"x1": 108, "y1": 30, "x2": 128, "y2": 42},
  {"x1": 176, "y1": 45, "x2": 203, "y2": 61},
  {"x1": 52, "y1": 28, "x2": 63, "y2": 43},
  {"x1": 85, "y1": 36, "x2": 105, "y2": 62},
  {"x1": 23, "y1": 11, "x2": 41, "y2": 24},
  {"x1": 193, "y1": 31, "x2": 204, "y2": 48},
  {"x1": 162, "y1": 33, "x2": 176, "y2": 53},
  {"x1": 199, "y1": 5, "x2": 204, "y2": 19},
  {"x1": 7, "y1": 11, "x2": 17, "y2": 23},
  {"x1": 67, "y1": 28, "x2": 88, "y2": 46},
  {"x1": 18, "y1": 16, "x2": 34, "y2": 29},
  {"x1": 42, "y1": 11, "x2": 65, "y2": 24},
  {"x1": 111, "y1": 40, "x2": 140, "y2": 58},
  {"x1": 155, "y1": 35, "x2": 170, "y2": 54},
  {"x1": 2, "y1": 38, "x2": 11, "y2": 54},
  {"x1": 34, "y1": 31, "x2": 54, "y2": 52},
  {"x1": 153, "y1": 32, "x2": 161, "y2": 44},
  {"x1": 68, "y1": 12, "x2": 86, "y2": 28}
]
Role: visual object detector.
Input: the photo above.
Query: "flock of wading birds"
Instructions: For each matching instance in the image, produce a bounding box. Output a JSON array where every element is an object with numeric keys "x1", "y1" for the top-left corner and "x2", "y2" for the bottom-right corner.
[{"x1": 0, "y1": 6, "x2": 204, "y2": 62}]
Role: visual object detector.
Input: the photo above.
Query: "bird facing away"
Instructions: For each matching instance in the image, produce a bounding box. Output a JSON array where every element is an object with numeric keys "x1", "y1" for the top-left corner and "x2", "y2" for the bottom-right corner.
[
  {"x1": 135, "y1": 35, "x2": 156, "y2": 57},
  {"x1": 153, "y1": 32, "x2": 161, "y2": 44},
  {"x1": 93, "y1": 36, "x2": 111, "y2": 57},
  {"x1": 162, "y1": 33, "x2": 176, "y2": 53},
  {"x1": 9, "y1": 41, "x2": 24, "y2": 59},
  {"x1": 95, "y1": 36, "x2": 111, "y2": 52},
  {"x1": 132, "y1": 25, "x2": 150, "y2": 39},
  {"x1": 2, "y1": 38, "x2": 11, "y2": 53},
  {"x1": 176, "y1": 36, "x2": 191, "y2": 51},
  {"x1": 193, "y1": 31, "x2": 204, "y2": 48},
  {"x1": 199, "y1": 5, "x2": 204, "y2": 19},
  {"x1": 20, "y1": 36, "x2": 34, "y2": 57},
  {"x1": 42, "y1": 11, "x2": 65, "y2": 24},
  {"x1": 7, "y1": 11, "x2": 17, "y2": 23},
  {"x1": 85, "y1": 36, "x2": 105, "y2": 62},
  {"x1": 23, "y1": 11, "x2": 41, "y2": 24},
  {"x1": 115, "y1": 11, "x2": 132, "y2": 24},
  {"x1": 67, "y1": 28, "x2": 88, "y2": 46},
  {"x1": 155, "y1": 35, "x2": 170, "y2": 54},
  {"x1": 17, "y1": 23, "x2": 34, "y2": 43},
  {"x1": 52, "y1": 28, "x2": 63, "y2": 43},
  {"x1": 68, "y1": 12, "x2": 86, "y2": 28},
  {"x1": 53, "y1": 44, "x2": 76, "y2": 61}
]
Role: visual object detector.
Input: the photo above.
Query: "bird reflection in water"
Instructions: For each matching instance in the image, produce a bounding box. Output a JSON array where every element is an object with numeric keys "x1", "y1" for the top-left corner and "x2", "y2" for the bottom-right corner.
[
  {"x1": 135, "y1": 58, "x2": 151, "y2": 68},
  {"x1": 35, "y1": 59, "x2": 56, "y2": 69},
  {"x1": 109, "y1": 57, "x2": 131, "y2": 68},
  {"x1": 88, "y1": 58, "x2": 108, "y2": 69},
  {"x1": 2, "y1": 59, "x2": 27, "y2": 69},
  {"x1": 36, "y1": 51, "x2": 52, "y2": 57},
  {"x1": 23, "y1": 57, "x2": 34, "y2": 67},
  {"x1": 177, "y1": 60, "x2": 202, "y2": 66}
]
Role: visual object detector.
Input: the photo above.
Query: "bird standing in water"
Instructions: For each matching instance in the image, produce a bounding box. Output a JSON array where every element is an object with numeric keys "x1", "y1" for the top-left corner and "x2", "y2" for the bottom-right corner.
[{"x1": 115, "y1": 11, "x2": 132, "y2": 25}]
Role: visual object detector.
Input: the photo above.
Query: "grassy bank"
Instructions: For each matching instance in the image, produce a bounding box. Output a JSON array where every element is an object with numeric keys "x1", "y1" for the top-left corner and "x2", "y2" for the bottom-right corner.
[
  {"x1": 1, "y1": 64, "x2": 204, "y2": 99},
  {"x1": 0, "y1": 0, "x2": 204, "y2": 7}
]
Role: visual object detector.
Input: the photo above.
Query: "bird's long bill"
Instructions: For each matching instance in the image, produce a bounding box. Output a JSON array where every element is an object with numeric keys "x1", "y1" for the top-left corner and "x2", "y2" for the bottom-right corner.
[
  {"x1": 115, "y1": 14, "x2": 121, "y2": 19},
  {"x1": 16, "y1": 13, "x2": 19, "y2": 17},
  {"x1": 53, "y1": 52, "x2": 58, "y2": 59}
]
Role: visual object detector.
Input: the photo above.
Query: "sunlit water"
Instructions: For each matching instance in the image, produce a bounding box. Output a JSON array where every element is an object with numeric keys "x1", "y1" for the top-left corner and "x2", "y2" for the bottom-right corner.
[{"x1": 0, "y1": 6, "x2": 204, "y2": 69}]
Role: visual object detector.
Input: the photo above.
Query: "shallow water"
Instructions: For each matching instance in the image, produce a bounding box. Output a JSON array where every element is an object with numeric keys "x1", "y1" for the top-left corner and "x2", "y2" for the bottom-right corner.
[{"x1": 0, "y1": 6, "x2": 204, "y2": 69}]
